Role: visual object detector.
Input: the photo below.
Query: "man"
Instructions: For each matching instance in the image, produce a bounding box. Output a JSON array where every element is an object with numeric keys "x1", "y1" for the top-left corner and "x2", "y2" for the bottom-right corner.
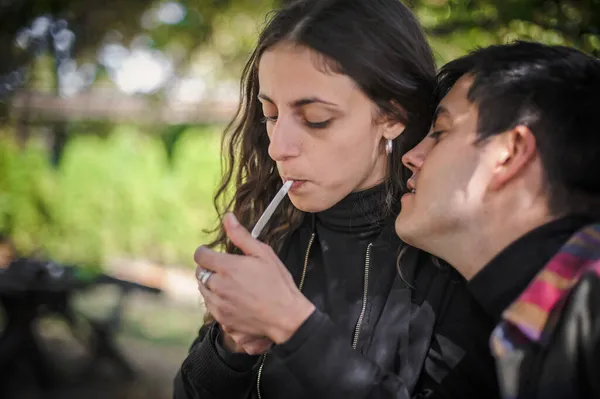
[{"x1": 395, "y1": 41, "x2": 600, "y2": 399}]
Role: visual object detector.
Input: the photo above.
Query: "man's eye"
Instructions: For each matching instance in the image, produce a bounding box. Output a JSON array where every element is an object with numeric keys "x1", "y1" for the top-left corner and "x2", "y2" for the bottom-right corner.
[{"x1": 428, "y1": 130, "x2": 445, "y2": 142}]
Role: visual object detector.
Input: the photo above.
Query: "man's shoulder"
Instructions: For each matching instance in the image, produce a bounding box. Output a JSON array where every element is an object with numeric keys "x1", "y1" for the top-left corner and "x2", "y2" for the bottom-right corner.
[
  {"x1": 547, "y1": 268, "x2": 600, "y2": 366},
  {"x1": 568, "y1": 268, "x2": 600, "y2": 311},
  {"x1": 558, "y1": 223, "x2": 600, "y2": 260}
]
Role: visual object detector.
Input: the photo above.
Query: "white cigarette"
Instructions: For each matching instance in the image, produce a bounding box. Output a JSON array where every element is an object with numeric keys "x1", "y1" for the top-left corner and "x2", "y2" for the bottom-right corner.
[{"x1": 250, "y1": 180, "x2": 294, "y2": 239}]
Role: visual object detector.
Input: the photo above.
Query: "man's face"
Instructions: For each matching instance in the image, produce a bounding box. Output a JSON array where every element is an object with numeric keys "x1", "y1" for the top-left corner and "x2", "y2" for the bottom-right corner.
[{"x1": 395, "y1": 75, "x2": 497, "y2": 252}]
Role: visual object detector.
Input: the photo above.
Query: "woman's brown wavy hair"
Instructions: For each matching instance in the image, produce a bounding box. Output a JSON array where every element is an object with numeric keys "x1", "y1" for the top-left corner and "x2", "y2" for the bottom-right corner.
[{"x1": 203, "y1": 0, "x2": 437, "y2": 324}]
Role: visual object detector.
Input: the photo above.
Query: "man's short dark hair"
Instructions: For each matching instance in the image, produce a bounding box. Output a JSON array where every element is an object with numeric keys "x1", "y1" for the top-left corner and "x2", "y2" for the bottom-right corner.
[{"x1": 438, "y1": 41, "x2": 600, "y2": 218}]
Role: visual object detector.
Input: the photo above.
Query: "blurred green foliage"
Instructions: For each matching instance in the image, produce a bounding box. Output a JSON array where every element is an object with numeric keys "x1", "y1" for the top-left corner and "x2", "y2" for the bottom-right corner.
[
  {"x1": 8, "y1": 0, "x2": 598, "y2": 89},
  {"x1": 0, "y1": 125, "x2": 222, "y2": 266},
  {"x1": 414, "y1": 0, "x2": 600, "y2": 65},
  {"x1": 0, "y1": 0, "x2": 277, "y2": 73}
]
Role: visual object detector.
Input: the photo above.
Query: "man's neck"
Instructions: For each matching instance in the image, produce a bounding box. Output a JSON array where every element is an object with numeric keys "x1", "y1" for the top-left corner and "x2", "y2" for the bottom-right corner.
[{"x1": 439, "y1": 210, "x2": 557, "y2": 280}]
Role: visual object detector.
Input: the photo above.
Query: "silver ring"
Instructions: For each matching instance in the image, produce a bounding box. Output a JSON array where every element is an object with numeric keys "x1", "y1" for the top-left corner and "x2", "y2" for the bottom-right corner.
[{"x1": 197, "y1": 268, "x2": 214, "y2": 285}]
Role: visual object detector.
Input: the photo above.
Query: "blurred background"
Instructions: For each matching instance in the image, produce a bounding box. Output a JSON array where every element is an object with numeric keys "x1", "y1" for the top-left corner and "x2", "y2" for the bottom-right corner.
[{"x1": 0, "y1": 0, "x2": 598, "y2": 397}]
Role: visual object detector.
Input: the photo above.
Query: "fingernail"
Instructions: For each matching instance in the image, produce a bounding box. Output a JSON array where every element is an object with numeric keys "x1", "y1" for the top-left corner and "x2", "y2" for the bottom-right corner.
[
  {"x1": 193, "y1": 245, "x2": 206, "y2": 263},
  {"x1": 226, "y1": 213, "x2": 240, "y2": 228}
]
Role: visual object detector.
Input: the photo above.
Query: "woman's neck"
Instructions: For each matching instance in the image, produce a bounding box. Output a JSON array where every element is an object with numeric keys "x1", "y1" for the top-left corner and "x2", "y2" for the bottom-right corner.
[{"x1": 315, "y1": 183, "x2": 395, "y2": 235}]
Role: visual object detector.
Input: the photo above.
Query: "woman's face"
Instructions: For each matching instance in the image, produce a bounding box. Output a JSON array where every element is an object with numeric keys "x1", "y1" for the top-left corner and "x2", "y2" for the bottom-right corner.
[{"x1": 258, "y1": 42, "x2": 404, "y2": 212}]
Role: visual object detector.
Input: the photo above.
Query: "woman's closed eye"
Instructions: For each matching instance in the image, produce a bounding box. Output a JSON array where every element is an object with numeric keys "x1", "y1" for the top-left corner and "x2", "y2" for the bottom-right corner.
[
  {"x1": 302, "y1": 105, "x2": 335, "y2": 129},
  {"x1": 261, "y1": 115, "x2": 278, "y2": 124},
  {"x1": 306, "y1": 119, "x2": 331, "y2": 129},
  {"x1": 261, "y1": 115, "x2": 332, "y2": 129}
]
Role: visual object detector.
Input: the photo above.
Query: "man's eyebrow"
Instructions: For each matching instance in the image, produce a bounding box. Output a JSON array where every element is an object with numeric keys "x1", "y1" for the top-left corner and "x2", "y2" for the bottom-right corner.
[
  {"x1": 432, "y1": 105, "x2": 450, "y2": 121},
  {"x1": 258, "y1": 93, "x2": 338, "y2": 108}
]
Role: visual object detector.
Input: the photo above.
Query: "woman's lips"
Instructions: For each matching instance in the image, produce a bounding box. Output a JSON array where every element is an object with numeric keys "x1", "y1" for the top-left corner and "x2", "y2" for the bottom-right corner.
[
  {"x1": 282, "y1": 178, "x2": 307, "y2": 192},
  {"x1": 290, "y1": 180, "x2": 306, "y2": 191}
]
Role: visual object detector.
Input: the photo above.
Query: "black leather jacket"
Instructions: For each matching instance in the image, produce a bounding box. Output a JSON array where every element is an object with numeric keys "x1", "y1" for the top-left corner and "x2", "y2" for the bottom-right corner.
[
  {"x1": 174, "y1": 189, "x2": 498, "y2": 399},
  {"x1": 468, "y1": 216, "x2": 600, "y2": 399},
  {"x1": 496, "y1": 271, "x2": 600, "y2": 399}
]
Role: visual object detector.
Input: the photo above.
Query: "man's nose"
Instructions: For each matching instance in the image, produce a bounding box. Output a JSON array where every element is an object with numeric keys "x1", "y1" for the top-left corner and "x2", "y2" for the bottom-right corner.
[{"x1": 402, "y1": 138, "x2": 429, "y2": 174}]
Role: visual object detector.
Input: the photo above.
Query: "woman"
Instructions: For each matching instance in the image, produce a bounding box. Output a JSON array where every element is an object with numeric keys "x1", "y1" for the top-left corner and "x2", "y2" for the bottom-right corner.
[{"x1": 174, "y1": 0, "x2": 499, "y2": 398}]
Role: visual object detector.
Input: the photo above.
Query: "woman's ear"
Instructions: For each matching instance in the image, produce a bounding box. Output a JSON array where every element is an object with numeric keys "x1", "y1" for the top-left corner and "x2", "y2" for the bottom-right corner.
[
  {"x1": 383, "y1": 121, "x2": 406, "y2": 141},
  {"x1": 382, "y1": 100, "x2": 407, "y2": 140}
]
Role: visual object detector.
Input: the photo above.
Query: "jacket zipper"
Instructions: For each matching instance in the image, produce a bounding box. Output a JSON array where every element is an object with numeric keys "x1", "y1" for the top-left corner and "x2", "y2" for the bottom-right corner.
[
  {"x1": 352, "y1": 243, "x2": 372, "y2": 350},
  {"x1": 257, "y1": 236, "x2": 371, "y2": 399}
]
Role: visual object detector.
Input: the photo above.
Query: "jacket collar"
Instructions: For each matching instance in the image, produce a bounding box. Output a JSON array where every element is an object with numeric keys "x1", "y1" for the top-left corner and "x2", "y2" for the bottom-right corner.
[
  {"x1": 500, "y1": 223, "x2": 600, "y2": 343},
  {"x1": 469, "y1": 215, "x2": 592, "y2": 323}
]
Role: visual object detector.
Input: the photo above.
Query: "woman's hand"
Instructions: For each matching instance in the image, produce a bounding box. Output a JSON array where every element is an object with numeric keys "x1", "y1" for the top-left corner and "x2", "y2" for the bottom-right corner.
[
  {"x1": 195, "y1": 213, "x2": 315, "y2": 345},
  {"x1": 220, "y1": 326, "x2": 273, "y2": 355}
]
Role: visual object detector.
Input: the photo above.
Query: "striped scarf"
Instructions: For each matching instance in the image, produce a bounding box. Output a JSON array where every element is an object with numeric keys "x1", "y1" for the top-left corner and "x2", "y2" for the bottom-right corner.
[{"x1": 490, "y1": 223, "x2": 600, "y2": 398}]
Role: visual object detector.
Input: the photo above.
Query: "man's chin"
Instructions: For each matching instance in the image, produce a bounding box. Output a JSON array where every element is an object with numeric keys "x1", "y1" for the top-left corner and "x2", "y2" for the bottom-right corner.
[{"x1": 394, "y1": 217, "x2": 422, "y2": 247}]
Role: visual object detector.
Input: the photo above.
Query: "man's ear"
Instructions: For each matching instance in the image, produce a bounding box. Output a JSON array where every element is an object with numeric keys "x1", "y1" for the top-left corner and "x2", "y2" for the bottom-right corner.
[{"x1": 488, "y1": 125, "x2": 537, "y2": 191}]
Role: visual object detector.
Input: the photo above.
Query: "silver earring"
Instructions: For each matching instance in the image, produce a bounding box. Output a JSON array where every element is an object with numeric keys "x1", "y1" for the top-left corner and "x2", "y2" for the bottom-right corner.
[{"x1": 385, "y1": 139, "x2": 393, "y2": 155}]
